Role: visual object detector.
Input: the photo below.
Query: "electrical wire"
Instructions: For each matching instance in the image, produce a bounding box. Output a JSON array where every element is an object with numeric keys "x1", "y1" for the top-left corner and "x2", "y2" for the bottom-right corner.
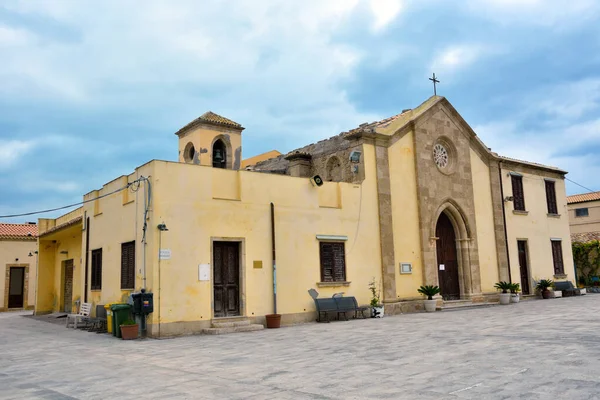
[
  {"x1": 0, "y1": 176, "x2": 147, "y2": 219},
  {"x1": 565, "y1": 177, "x2": 596, "y2": 194}
]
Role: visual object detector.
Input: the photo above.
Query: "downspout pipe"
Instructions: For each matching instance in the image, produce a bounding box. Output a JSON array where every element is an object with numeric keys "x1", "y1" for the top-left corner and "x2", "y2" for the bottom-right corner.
[
  {"x1": 84, "y1": 217, "x2": 90, "y2": 303},
  {"x1": 271, "y1": 202, "x2": 277, "y2": 315},
  {"x1": 498, "y1": 161, "x2": 512, "y2": 283}
]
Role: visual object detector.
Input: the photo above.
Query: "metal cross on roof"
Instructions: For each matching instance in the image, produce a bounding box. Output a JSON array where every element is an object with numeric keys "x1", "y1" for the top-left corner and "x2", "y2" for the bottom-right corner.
[{"x1": 429, "y1": 73, "x2": 440, "y2": 96}]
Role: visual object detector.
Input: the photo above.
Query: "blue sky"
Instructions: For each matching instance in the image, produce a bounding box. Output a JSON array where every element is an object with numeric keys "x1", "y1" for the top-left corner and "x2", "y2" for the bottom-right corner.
[{"x1": 1, "y1": 0, "x2": 599, "y2": 222}]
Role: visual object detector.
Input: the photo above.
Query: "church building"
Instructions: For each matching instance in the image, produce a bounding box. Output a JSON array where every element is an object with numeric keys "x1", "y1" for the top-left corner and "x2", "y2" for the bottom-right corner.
[{"x1": 35, "y1": 96, "x2": 574, "y2": 336}]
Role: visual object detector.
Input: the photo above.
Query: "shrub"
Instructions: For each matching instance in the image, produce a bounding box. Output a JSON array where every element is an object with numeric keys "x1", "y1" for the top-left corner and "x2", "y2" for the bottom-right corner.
[
  {"x1": 417, "y1": 285, "x2": 441, "y2": 300},
  {"x1": 494, "y1": 281, "x2": 512, "y2": 294}
]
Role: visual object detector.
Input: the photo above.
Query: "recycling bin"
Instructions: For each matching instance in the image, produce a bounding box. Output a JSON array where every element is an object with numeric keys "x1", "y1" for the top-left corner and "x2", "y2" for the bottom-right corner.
[
  {"x1": 110, "y1": 303, "x2": 132, "y2": 338},
  {"x1": 104, "y1": 303, "x2": 114, "y2": 334}
]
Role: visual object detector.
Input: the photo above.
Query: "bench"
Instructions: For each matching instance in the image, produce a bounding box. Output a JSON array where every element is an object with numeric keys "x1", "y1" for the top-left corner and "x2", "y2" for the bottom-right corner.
[
  {"x1": 553, "y1": 281, "x2": 581, "y2": 297},
  {"x1": 314, "y1": 298, "x2": 339, "y2": 322},
  {"x1": 334, "y1": 296, "x2": 368, "y2": 320}
]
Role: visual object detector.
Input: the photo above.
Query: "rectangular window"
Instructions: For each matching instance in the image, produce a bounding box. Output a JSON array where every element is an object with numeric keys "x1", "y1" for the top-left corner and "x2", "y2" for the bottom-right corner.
[
  {"x1": 551, "y1": 240, "x2": 564, "y2": 275},
  {"x1": 545, "y1": 180, "x2": 558, "y2": 214},
  {"x1": 575, "y1": 208, "x2": 589, "y2": 217},
  {"x1": 511, "y1": 174, "x2": 526, "y2": 211},
  {"x1": 91, "y1": 249, "x2": 102, "y2": 290},
  {"x1": 121, "y1": 241, "x2": 135, "y2": 290},
  {"x1": 319, "y1": 242, "x2": 346, "y2": 282}
]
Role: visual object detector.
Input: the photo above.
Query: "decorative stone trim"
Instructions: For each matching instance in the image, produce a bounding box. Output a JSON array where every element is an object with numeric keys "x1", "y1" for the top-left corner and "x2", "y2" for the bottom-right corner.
[
  {"x1": 3, "y1": 264, "x2": 29, "y2": 311},
  {"x1": 547, "y1": 213, "x2": 561, "y2": 218},
  {"x1": 316, "y1": 281, "x2": 351, "y2": 287},
  {"x1": 512, "y1": 210, "x2": 529, "y2": 215},
  {"x1": 553, "y1": 274, "x2": 567, "y2": 279}
]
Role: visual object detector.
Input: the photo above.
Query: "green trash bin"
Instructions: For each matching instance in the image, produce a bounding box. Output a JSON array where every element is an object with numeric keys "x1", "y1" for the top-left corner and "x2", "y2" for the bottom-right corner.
[{"x1": 110, "y1": 303, "x2": 132, "y2": 338}]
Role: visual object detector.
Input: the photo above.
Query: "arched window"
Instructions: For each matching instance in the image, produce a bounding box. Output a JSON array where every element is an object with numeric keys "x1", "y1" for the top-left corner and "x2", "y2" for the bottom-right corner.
[
  {"x1": 326, "y1": 156, "x2": 342, "y2": 181},
  {"x1": 212, "y1": 139, "x2": 227, "y2": 169},
  {"x1": 183, "y1": 142, "x2": 195, "y2": 163}
]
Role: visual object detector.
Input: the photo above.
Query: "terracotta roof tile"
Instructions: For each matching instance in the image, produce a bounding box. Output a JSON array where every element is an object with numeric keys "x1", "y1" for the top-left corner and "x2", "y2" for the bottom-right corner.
[
  {"x1": 0, "y1": 223, "x2": 38, "y2": 240},
  {"x1": 175, "y1": 111, "x2": 243, "y2": 135},
  {"x1": 567, "y1": 191, "x2": 600, "y2": 204},
  {"x1": 571, "y1": 231, "x2": 600, "y2": 243}
]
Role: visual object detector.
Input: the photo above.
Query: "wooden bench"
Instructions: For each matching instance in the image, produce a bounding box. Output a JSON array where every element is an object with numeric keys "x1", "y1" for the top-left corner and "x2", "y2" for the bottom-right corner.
[{"x1": 554, "y1": 281, "x2": 581, "y2": 297}]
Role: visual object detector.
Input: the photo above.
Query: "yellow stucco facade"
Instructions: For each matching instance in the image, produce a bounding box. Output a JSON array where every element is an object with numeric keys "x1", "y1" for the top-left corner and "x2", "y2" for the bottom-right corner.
[
  {"x1": 0, "y1": 235, "x2": 37, "y2": 311},
  {"x1": 33, "y1": 96, "x2": 575, "y2": 336}
]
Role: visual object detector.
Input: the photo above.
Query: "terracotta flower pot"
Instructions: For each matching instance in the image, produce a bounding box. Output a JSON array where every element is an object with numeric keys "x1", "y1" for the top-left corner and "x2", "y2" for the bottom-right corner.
[
  {"x1": 265, "y1": 314, "x2": 281, "y2": 329},
  {"x1": 542, "y1": 289, "x2": 552, "y2": 299},
  {"x1": 120, "y1": 324, "x2": 139, "y2": 340}
]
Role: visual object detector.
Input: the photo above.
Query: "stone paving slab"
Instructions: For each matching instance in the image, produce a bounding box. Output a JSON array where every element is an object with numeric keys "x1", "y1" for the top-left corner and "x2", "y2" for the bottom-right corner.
[{"x1": 1, "y1": 296, "x2": 600, "y2": 399}]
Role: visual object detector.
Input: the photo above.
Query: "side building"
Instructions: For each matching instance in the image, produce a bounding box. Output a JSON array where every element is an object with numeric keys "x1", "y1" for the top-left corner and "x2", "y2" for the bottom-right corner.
[{"x1": 35, "y1": 96, "x2": 574, "y2": 336}]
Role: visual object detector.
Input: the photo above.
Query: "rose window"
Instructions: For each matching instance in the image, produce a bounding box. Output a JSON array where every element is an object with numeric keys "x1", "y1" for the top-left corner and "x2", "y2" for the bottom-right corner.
[{"x1": 433, "y1": 144, "x2": 449, "y2": 169}]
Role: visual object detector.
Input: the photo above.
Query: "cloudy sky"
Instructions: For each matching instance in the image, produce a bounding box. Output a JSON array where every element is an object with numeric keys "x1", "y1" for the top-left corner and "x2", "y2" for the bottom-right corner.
[{"x1": 1, "y1": 0, "x2": 599, "y2": 222}]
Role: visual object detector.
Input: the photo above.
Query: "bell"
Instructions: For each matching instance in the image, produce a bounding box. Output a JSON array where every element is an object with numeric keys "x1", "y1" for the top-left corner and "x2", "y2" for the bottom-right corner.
[{"x1": 214, "y1": 149, "x2": 223, "y2": 163}]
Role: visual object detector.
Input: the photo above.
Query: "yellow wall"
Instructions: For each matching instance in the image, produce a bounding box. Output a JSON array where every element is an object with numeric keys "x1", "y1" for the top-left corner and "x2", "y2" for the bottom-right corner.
[
  {"x1": 36, "y1": 223, "x2": 82, "y2": 314},
  {"x1": 568, "y1": 199, "x2": 600, "y2": 234},
  {"x1": 0, "y1": 239, "x2": 37, "y2": 310},
  {"x1": 150, "y1": 142, "x2": 382, "y2": 327},
  {"x1": 241, "y1": 150, "x2": 282, "y2": 168},
  {"x1": 503, "y1": 168, "x2": 575, "y2": 287},
  {"x1": 388, "y1": 131, "x2": 424, "y2": 299},
  {"x1": 178, "y1": 125, "x2": 242, "y2": 169},
  {"x1": 470, "y1": 149, "x2": 500, "y2": 293}
]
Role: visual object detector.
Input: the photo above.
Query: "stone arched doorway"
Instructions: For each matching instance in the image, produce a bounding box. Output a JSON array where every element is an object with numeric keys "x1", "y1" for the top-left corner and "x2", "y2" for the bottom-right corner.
[{"x1": 436, "y1": 212, "x2": 460, "y2": 300}]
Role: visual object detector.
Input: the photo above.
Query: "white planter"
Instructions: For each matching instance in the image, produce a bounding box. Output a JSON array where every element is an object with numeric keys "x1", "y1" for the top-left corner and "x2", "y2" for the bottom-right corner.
[
  {"x1": 510, "y1": 294, "x2": 520, "y2": 303},
  {"x1": 424, "y1": 299, "x2": 437, "y2": 312},
  {"x1": 371, "y1": 306, "x2": 384, "y2": 318},
  {"x1": 499, "y1": 293, "x2": 511, "y2": 305},
  {"x1": 553, "y1": 290, "x2": 562, "y2": 298},
  {"x1": 580, "y1": 288, "x2": 587, "y2": 295}
]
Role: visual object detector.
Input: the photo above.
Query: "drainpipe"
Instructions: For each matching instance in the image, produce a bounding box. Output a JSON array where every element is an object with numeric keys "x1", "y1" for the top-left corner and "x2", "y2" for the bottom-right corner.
[
  {"x1": 498, "y1": 161, "x2": 512, "y2": 283},
  {"x1": 271, "y1": 202, "x2": 277, "y2": 314},
  {"x1": 84, "y1": 217, "x2": 90, "y2": 302}
]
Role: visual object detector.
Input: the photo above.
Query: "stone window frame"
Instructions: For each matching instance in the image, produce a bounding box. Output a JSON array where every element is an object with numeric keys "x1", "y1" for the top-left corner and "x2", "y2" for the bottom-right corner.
[
  {"x1": 325, "y1": 155, "x2": 343, "y2": 182},
  {"x1": 432, "y1": 136, "x2": 457, "y2": 175},
  {"x1": 183, "y1": 142, "x2": 196, "y2": 163},
  {"x1": 3, "y1": 263, "x2": 29, "y2": 310},
  {"x1": 210, "y1": 135, "x2": 233, "y2": 169},
  {"x1": 318, "y1": 239, "x2": 348, "y2": 285}
]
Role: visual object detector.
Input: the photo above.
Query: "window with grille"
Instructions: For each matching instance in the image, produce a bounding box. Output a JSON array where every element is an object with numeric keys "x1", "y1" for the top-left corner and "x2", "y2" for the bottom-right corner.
[
  {"x1": 575, "y1": 208, "x2": 589, "y2": 217},
  {"x1": 91, "y1": 249, "x2": 102, "y2": 290},
  {"x1": 121, "y1": 241, "x2": 135, "y2": 289},
  {"x1": 511, "y1": 175, "x2": 526, "y2": 211},
  {"x1": 551, "y1": 240, "x2": 564, "y2": 275},
  {"x1": 319, "y1": 242, "x2": 346, "y2": 282},
  {"x1": 545, "y1": 180, "x2": 558, "y2": 214}
]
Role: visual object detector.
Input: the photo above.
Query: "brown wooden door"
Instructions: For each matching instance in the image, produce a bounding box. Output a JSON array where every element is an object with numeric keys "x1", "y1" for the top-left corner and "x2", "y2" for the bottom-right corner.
[
  {"x1": 8, "y1": 267, "x2": 25, "y2": 309},
  {"x1": 213, "y1": 242, "x2": 240, "y2": 317},
  {"x1": 63, "y1": 260, "x2": 74, "y2": 313},
  {"x1": 436, "y1": 213, "x2": 460, "y2": 300},
  {"x1": 517, "y1": 240, "x2": 530, "y2": 295}
]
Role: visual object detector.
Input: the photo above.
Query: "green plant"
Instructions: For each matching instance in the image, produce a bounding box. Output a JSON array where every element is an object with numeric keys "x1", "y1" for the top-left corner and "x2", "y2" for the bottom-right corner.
[
  {"x1": 120, "y1": 319, "x2": 137, "y2": 326},
  {"x1": 417, "y1": 285, "x2": 441, "y2": 300},
  {"x1": 509, "y1": 283, "x2": 521, "y2": 294},
  {"x1": 494, "y1": 281, "x2": 512, "y2": 294},
  {"x1": 536, "y1": 279, "x2": 554, "y2": 291},
  {"x1": 368, "y1": 278, "x2": 381, "y2": 307}
]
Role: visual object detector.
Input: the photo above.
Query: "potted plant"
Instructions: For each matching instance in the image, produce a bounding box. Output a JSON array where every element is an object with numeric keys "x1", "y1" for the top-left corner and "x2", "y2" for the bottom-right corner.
[
  {"x1": 536, "y1": 279, "x2": 554, "y2": 299},
  {"x1": 509, "y1": 283, "x2": 520, "y2": 303},
  {"x1": 417, "y1": 285, "x2": 440, "y2": 312},
  {"x1": 120, "y1": 319, "x2": 139, "y2": 340},
  {"x1": 368, "y1": 278, "x2": 384, "y2": 318},
  {"x1": 494, "y1": 281, "x2": 512, "y2": 305}
]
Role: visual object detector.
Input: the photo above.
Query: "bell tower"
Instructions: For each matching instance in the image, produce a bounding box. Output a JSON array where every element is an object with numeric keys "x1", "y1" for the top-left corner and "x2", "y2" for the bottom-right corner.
[{"x1": 174, "y1": 111, "x2": 244, "y2": 169}]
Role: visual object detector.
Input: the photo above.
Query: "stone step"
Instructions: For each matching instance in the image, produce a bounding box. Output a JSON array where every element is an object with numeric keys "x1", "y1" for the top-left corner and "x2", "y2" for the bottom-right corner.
[
  {"x1": 211, "y1": 319, "x2": 251, "y2": 328},
  {"x1": 203, "y1": 324, "x2": 264, "y2": 335},
  {"x1": 441, "y1": 302, "x2": 497, "y2": 312}
]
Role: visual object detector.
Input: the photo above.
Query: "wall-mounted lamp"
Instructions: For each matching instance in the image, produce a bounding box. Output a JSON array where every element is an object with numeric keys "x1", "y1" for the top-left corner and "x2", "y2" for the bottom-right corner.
[
  {"x1": 157, "y1": 223, "x2": 168, "y2": 231},
  {"x1": 504, "y1": 196, "x2": 514, "y2": 203}
]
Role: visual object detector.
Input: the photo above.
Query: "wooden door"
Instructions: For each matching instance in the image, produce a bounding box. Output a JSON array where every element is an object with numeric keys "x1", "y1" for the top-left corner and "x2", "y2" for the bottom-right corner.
[
  {"x1": 213, "y1": 242, "x2": 240, "y2": 317},
  {"x1": 517, "y1": 241, "x2": 530, "y2": 295},
  {"x1": 63, "y1": 260, "x2": 74, "y2": 313},
  {"x1": 436, "y1": 213, "x2": 460, "y2": 300},
  {"x1": 8, "y1": 267, "x2": 25, "y2": 309}
]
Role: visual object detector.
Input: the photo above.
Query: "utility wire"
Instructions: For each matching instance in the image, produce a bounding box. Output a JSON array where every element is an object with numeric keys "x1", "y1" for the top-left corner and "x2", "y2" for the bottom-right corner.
[
  {"x1": 565, "y1": 177, "x2": 596, "y2": 194},
  {"x1": 0, "y1": 177, "x2": 146, "y2": 219}
]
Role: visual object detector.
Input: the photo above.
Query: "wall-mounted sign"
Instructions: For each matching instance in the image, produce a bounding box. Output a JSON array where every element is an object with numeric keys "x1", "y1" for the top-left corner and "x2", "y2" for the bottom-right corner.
[
  {"x1": 159, "y1": 249, "x2": 171, "y2": 260},
  {"x1": 439, "y1": 264, "x2": 445, "y2": 271},
  {"x1": 400, "y1": 263, "x2": 412, "y2": 274},
  {"x1": 198, "y1": 264, "x2": 210, "y2": 281}
]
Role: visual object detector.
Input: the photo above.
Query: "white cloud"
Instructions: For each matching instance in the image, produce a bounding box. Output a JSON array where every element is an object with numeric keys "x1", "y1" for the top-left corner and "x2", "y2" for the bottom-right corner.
[
  {"x1": 429, "y1": 44, "x2": 495, "y2": 76},
  {"x1": 0, "y1": 25, "x2": 34, "y2": 46},
  {"x1": 369, "y1": 0, "x2": 403, "y2": 32},
  {"x1": 0, "y1": 139, "x2": 35, "y2": 168}
]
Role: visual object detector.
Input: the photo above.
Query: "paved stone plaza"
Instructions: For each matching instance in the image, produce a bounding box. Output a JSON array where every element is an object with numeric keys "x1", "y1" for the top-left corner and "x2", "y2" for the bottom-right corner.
[{"x1": 1, "y1": 296, "x2": 599, "y2": 399}]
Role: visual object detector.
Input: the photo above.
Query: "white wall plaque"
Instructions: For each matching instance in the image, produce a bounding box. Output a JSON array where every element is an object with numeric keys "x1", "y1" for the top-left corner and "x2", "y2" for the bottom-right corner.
[
  {"x1": 199, "y1": 264, "x2": 210, "y2": 281},
  {"x1": 159, "y1": 249, "x2": 171, "y2": 260},
  {"x1": 439, "y1": 264, "x2": 445, "y2": 271},
  {"x1": 400, "y1": 263, "x2": 412, "y2": 274}
]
